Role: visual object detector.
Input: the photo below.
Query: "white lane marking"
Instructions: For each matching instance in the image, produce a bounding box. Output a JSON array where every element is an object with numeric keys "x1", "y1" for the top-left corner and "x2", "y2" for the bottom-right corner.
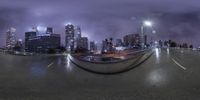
[
  {"x1": 47, "y1": 62, "x2": 54, "y2": 68},
  {"x1": 171, "y1": 57, "x2": 187, "y2": 70}
]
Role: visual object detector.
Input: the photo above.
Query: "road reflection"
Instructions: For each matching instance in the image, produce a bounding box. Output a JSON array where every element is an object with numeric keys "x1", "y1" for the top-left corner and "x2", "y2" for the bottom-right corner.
[
  {"x1": 155, "y1": 48, "x2": 161, "y2": 63},
  {"x1": 31, "y1": 64, "x2": 47, "y2": 77},
  {"x1": 167, "y1": 48, "x2": 170, "y2": 55},
  {"x1": 146, "y1": 69, "x2": 168, "y2": 87},
  {"x1": 65, "y1": 54, "x2": 73, "y2": 71}
]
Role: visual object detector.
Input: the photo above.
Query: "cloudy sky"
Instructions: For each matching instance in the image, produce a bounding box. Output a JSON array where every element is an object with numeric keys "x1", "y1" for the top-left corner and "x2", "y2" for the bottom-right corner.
[{"x1": 0, "y1": 0, "x2": 200, "y2": 47}]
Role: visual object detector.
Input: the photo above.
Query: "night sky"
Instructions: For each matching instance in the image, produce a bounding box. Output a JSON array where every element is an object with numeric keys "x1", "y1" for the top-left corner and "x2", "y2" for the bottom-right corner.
[{"x1": 0, "y1": 0, "x2": 200, "y2": 47}]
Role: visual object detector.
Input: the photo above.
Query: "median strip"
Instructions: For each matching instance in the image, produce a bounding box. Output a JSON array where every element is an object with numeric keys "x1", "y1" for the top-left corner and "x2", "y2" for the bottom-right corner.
[
  {"x1": 47, "y1": 62, "x2": 54, "y2": 68},
  {"x1": 171, "y1": 57, "x2": 187, "y2": 70}
]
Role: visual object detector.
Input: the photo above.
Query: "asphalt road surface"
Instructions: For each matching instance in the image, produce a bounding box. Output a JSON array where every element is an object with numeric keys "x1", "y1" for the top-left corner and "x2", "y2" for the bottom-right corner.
[{"x1": 0, "y1": 48, "x2": 200, "y2": 100}]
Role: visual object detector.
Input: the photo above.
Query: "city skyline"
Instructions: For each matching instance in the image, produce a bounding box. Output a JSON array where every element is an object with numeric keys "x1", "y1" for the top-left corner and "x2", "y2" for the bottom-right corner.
[{"x1": 3, "y1": 24, "x2": 195, "y2": 50}]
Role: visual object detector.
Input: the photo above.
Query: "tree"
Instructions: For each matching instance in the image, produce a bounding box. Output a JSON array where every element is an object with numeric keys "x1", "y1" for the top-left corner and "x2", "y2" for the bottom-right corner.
[
  {"x1": 170, "y1": 41, "x2": 177, "y2": 47},
  {"x1": 182, "y1": 43, "x2": 188, "y2": 48},
  {"x1": 75, "y1": 47, "x2": 88, "y2": 53},
  {"x1": 110, "y1": 38, "x2": 113, "y2": 43},
  {"x1": 56, "y1": 46, "x2": 66, "y2": 53},
  {"x1": 189, "y1": 45, "x2": 193, "y2": 48},
  {"x1": 47, "y1": 48, "x2": 57, "y2": 54},
  {"x1": 164, "y1": 41, "x2": 168, "y2": 47}
]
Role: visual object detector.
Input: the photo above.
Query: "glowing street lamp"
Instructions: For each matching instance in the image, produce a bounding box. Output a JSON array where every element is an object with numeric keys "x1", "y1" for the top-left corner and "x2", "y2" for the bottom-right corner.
[{"x1": 141, "y1": 20, "x2": 153, "y2": 49}]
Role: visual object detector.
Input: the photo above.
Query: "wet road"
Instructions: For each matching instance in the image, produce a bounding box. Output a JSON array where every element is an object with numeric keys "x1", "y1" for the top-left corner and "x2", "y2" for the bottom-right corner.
[{"x1": 0, "y1": 48, "x2": 200, "y2": 100}]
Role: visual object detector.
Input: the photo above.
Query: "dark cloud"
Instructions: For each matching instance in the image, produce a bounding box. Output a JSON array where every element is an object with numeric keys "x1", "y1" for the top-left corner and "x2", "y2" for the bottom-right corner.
[
  {"x1": 154, "y1": 12, "x2": 200, "y2": 44},
  {"x1": 1, "y1": 0, "x2": 200, "y2": 47},
  {"x1": 0, "y1": 7, "x2": 29, "y2": 46}
]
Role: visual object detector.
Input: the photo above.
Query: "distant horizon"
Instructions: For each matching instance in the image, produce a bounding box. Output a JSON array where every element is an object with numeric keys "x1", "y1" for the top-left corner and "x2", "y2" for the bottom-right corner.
[{"x1": 1, "y1": 25, "x2": 196, "y2": 48}]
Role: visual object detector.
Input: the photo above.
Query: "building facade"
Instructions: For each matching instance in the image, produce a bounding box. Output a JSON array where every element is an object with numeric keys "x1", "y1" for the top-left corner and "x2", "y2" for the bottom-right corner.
[
  {"x1": 46, "y1": 27, "x2": 53, "y2": 34},
  {"x1": 6, "y1": 27, "x2": 16, "y2": 49},
  {"x1": 25, "y1": 27, "x2": 60, "y2": 53},
  {"x1": 90, "y1": 41, "x2": 97, "y2": 52},
  {"x1": 123, "y1": 33, "x2": 141, "y2": 47},
  {"x1": 14, "y1": 39, "x2": 23, "y2": 51},
  {"x1": 115, "y1": 39, "x2": 123, "y2": 47},
  {"x1": 74, "y1": 26, "x2": 82, "y2": 49},
  {"x1": 77, "y1": 37, "x2": 88, "y2": 50},
  {"x1": 75, "y1": 26, "x2": 81, "y2": 39},
  {"x1": 101, "y1": 38, "x2": 114, "y2": 53},
  {"x1": 25, "y1": 31, "x2": 37, "y2": 51},
  {"x1": 65, "y1": 24, "x2": 75, "y2": 52},
  {"x1": 26, "y1": 34, "x2": 60, "y2": 53}
]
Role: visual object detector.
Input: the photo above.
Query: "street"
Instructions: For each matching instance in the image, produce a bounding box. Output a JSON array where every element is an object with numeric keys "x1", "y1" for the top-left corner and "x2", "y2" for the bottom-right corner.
[{"x1": 0, "y1": 48, "x2": 200, "y2": 100}]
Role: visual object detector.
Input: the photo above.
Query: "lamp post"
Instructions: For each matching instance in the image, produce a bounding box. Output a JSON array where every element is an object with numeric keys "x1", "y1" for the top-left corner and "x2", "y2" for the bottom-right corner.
[{"x1": 141, "y1": 20, "x2": 153, "y2": 49}]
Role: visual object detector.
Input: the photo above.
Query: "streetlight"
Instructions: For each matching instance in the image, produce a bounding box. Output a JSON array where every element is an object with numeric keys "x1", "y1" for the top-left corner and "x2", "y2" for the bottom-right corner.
[
  {"x1": 141, "y1": 20, "x2": 153, "y2": 49},
  {"x1": 143, "y1": 20, "x2": 153, "y2": 27}
]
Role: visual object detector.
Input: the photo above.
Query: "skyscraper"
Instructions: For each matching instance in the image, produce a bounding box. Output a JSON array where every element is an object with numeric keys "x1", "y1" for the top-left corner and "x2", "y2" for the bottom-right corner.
[
  {"x1": 14, "y1": 39, "x2": 23, "y2": 51},
  {"x1": 123, "y1": 33, "x2": 141, "y2": 47},
  {"x1": 74, "y1": 26, "x2": 82, "y2": 49},
  {"x1": 101, "y1": 38, "x2": 114, "y2": 53},
  {"x1": 90, "y1": 41, "x2": 97, "y2": 52},
  {"x1": 26, "y1": 34, "x2": 60, "y2": 53},
  {"x1": 65, "y1": 24, "x2": 75, "y2": 52},
  {"x1": 6, "y1": 27, "x2": 16, "y2": 49},
  {"x1": 144, "y1": 35, "x2": 147, "y2": 45},
  {"x1": 25, "y1": 31, "x2": 37, "y2": 51},
  {"x1": 25, "y1": 27, "x2": 60, "y2": 53},
  {"x1": 115, "y1": 39, "x2": 123, "y2": 47},
  {"x1": 75, "y1": 26, "x2": 81, "y2": 39},
  {"x1": 77, "y1": 37, "x2": 88, "y2": 50},
  {"x1": 46, "y1": 27, "x2": 53, "y2": 34}
]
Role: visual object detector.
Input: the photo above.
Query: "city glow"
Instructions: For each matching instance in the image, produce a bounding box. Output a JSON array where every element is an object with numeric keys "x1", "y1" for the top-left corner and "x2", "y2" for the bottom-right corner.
[
  {"x1": 81, "y1": 31, "x2": 91, "y2": 39},
  {"x1": 37, "y1": 26, "x2": 46, "y2": 32},
  {"x1": 65, "y1": 22, "x2": 72, "y2": 26},
  {"x1": 152, "y1": 30, "x2": 156, "y2": 34},
  {"x1": 18, "y1": 39, "x2": 22, "y2": 42},
  {"x1": 65, "y1": 54, "x2": 72, "y2": 71}
]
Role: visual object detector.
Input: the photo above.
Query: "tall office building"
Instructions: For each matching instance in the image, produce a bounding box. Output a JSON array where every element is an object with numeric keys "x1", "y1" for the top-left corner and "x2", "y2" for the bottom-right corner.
[
  {"x1": 75, "y1": 26, "x2": 81, "y2": 39},
  {"x1": 25, "y1": 27, "x2": 60, "y2": 53},
  {"x1": 144, "y1": 35, "x2": 147, "y2": 45},
  {"x1": 26, "y1": 34, "x2": 60, "y2": 53},
  {"x1": 101, "y1": 39, "x2": 108, "y2": 53},
  {"x1": 25, "y1": 31, "x2": 37, "y2": 51},
  {"x1": 46, "y1": 27, "x2": 53, "y2": 34},
  {"x1": 115, "y1": 39, "x2": 123, "y2": 47},
  {"x1": 123, "y1": 33, "x2": 141, "y2": 47},
  {"x1": 135, "y1": 34, "x2": 141, "y2": 46},
  {"x1": 101, "y1": 38, "x2": 114, "y2": 53},
  {"x1": 6, "y1": 27, "x2": 16, "y2": 49},
  {"x1": 74, "y1": 26, "x2": 82, "y2": 49},
  {"x1": 14, "y1": 39, "x2": 23, "y2": 51},
  {"x1": 65, "y1": 24, "x2": 75, "y2": 52},
  {"x1": 77, "y1": 37, "x2": 88, "y2": 50},
  {"x1": 32, "y1": 27, "x2": 38, "y2": 32},
  {"x1": 90, "y1": 41, "x2": 97, "y2": 52}
]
